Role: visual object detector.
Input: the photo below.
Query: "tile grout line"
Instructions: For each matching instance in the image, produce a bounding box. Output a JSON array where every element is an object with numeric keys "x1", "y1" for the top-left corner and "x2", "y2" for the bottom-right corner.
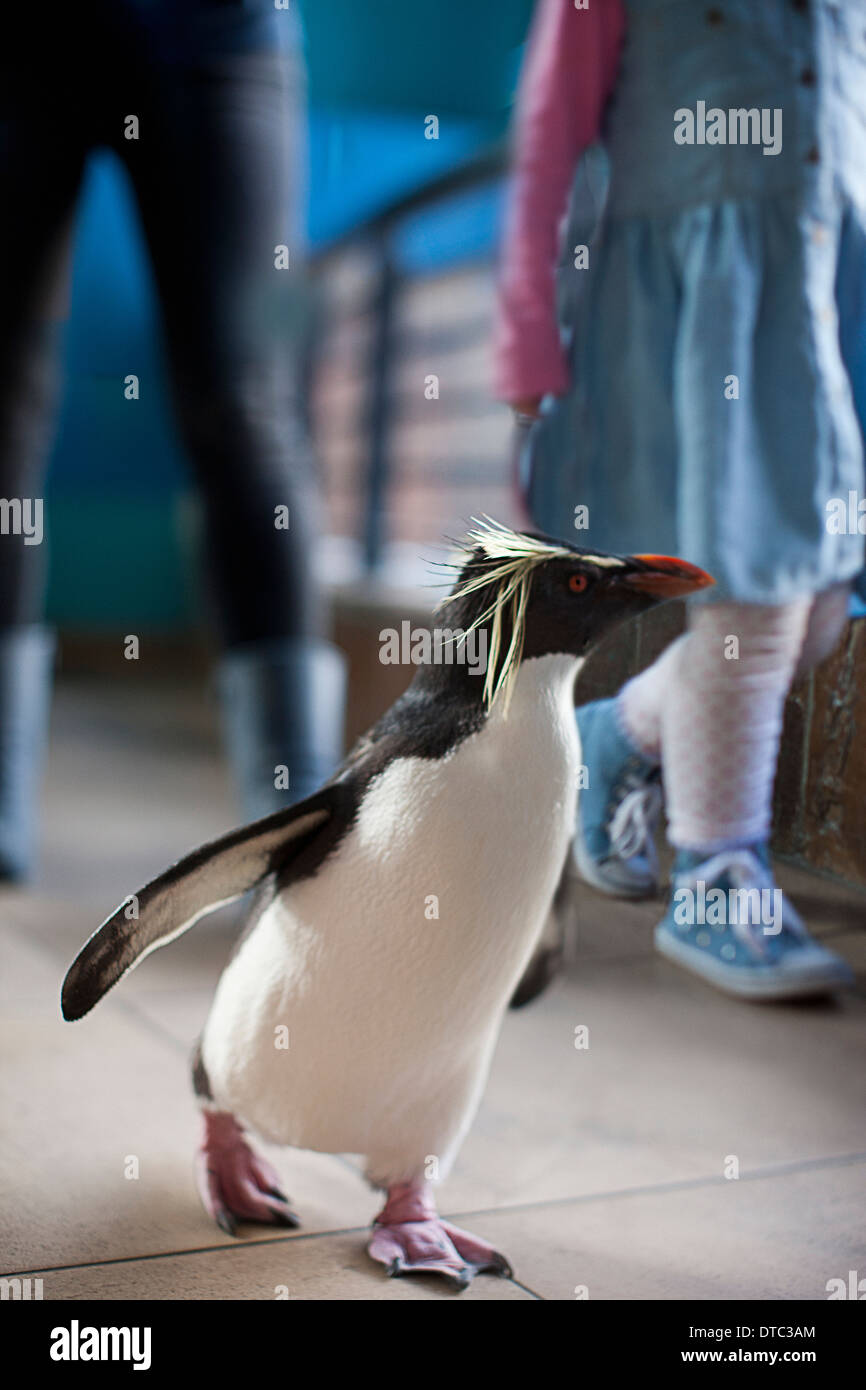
[
  {"x1": 8, "y1": 1147, "x2": 866, "y2": 1282},
  {"x1": 6, "y1": 1227, "x2": 543, "y2": 1301},
  {"x1": 447, "y1": 1148, "x2": 866, "y2": 1224},
  {"x1": 7, "y1": 1224, "x2": 377, "y2": 1278},
  {"x1": 4, "y1": 912, "x2": 863, "y2": 1299},
  {"x1": 509, "y1": 1277, "x2": 545, "y2": 1301}
]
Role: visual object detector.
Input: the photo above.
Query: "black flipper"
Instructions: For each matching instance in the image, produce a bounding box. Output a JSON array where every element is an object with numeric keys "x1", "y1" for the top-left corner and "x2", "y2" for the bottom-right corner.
[{"x1": 61, "y1": 788, "x2": 337, "y2": 1021}]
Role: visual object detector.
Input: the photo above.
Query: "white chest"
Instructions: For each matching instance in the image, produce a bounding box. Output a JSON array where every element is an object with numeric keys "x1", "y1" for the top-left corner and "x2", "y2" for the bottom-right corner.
[{"x1": 278, "y1": 653, "x2": 581, "y2": 1018}]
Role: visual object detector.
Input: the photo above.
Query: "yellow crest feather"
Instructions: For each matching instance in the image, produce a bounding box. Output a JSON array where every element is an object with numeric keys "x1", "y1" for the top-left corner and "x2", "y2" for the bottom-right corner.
[{"x1": 437, "y1": 518, "x2": 573, "y2": 713}]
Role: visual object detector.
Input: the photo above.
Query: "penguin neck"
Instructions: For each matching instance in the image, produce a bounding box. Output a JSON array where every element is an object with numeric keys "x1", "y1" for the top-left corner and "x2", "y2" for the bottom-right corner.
[
  {"x1": 410, "y1": 649, "x2": 581, "y2": 712},
  {"x1": 490, "y1": 653, "x2": 583, "y2": 731}
]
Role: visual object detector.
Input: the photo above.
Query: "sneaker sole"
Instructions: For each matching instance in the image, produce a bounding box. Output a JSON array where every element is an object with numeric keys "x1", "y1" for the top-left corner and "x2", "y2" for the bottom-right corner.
[{"x1": 654, "y1": 926, "x2": 854, "y2": 1001}]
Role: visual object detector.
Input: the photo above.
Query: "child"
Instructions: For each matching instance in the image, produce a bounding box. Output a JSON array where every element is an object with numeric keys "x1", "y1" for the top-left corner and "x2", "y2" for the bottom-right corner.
[{"x1": 495, "y1": 0, "x2": 865, "y2": 999}]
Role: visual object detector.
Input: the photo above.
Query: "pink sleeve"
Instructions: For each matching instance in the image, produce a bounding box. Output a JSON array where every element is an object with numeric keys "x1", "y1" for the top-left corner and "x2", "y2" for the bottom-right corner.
[{"x1": 493, "y1": 0, "x2": 625, "y2": 402}]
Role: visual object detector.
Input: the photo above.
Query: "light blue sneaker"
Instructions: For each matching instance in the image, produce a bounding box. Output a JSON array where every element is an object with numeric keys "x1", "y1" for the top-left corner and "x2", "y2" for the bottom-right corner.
[
  {"x1": 655, "y1": 846, "x2": 854, "y2": 1001},
  {"x1": 573, "y1": 698, "x2": 662, "y2": 899}
]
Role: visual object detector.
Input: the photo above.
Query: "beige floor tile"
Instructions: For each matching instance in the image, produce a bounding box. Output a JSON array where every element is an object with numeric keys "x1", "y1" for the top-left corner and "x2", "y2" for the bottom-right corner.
[
  {"x1": 0, "y1": 924, "x2": 379, "y2": 1273},
  {"x1": 0, "y1": 915, "x2": 62, "y2": 1007},
  {"x1": 39, "y1": 678, "x2": 235, "y2": 913},
  {"x1": 557, "y1": 871, "x2": 658, "y2": 965},
  {"x1": 31, "y1": 1232, "x2": 534, "y2": 1301},
  {"x1": 439, "y1": 958, "x2": 866, "y2": 1210},
  {"x1": 776, "y1": 864, "x2": 866, "y2": 939},
  {"x1": 6, "y1": 882, "x2": 866, "y2": 1270},
  {"x1": 5, "y1": 888, "x2": 245, "y2": 1006},
  {"x1": 461, "y1": 1159, "x2": 866, "y2": 1300},
  {"x1": 4, "y1": 673, "x2": 864, "y2": 1300}
]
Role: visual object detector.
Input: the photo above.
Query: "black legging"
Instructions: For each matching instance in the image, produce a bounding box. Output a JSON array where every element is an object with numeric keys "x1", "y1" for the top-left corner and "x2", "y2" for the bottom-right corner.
[{"x1": 0, "y1": 1, "x2": 324, "y2": 644}]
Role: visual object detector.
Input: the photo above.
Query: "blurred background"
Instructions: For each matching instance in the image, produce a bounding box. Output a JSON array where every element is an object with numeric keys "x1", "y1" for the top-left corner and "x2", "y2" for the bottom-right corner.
[
  {"x1": 46, "y1": 0, "x2": 528, "y2": 622},
  {"x1": 41, "y1": 0, "x2": 537, "y2": 757}
]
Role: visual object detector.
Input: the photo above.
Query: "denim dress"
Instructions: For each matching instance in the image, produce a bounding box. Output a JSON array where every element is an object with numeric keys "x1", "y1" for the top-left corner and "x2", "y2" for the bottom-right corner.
[{"x1": 525, "y1": 0, "x2": 866, "y2": 606}]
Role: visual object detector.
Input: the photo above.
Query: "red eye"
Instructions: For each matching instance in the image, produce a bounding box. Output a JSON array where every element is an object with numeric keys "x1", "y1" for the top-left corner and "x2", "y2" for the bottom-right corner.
[{"x1": 569, "y1": 573, "x2": 588, "y2": 593}]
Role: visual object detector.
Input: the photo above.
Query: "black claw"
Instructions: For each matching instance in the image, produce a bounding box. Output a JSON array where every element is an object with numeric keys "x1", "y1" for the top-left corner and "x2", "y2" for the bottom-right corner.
[
  {"x1": 216, "y1": 1209, "x2": 237, "y2": 1238},
  {"x1": 273, "y1": 1209, "x2": 301, "y2": 1229},
  {"x1": 266, "y1": 1186, "x2": 290, "y2": 1202}
]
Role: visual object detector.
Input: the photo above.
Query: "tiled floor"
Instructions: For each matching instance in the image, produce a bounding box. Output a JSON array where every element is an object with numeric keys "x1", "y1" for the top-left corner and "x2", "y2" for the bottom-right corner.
[{"x1": 1, "y1": 674, "x2": 865, "y2": 1300}]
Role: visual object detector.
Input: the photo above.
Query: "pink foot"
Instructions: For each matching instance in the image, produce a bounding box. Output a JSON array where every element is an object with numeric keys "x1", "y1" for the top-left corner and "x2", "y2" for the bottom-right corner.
[
  {"x1": 367, "y1": 1181, "x2": 512, "y2": 1290},
  {"x1": 196, "y1": 1111, "x2": 300, "y2": 1236}
]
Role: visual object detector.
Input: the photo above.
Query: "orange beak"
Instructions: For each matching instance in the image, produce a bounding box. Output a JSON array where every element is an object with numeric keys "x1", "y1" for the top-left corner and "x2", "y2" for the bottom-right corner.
[{"x1": 623, "y1": 554, "x2": 715, "y2": 599}]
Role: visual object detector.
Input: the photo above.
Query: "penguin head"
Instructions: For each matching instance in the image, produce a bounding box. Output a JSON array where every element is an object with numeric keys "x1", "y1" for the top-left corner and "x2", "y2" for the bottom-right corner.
[
  {"x1": 519, "y1": 544, "x2": 714, "y2": 661},
  {"x1": 442, "y1": 520, "x2": 713, "y2": 709}
]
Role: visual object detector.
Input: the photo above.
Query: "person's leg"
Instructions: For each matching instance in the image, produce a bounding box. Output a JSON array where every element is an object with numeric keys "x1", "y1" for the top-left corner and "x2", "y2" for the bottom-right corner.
[
  {"x1": 620, "y1": 586, "x2": 851, "y2": 844},
  {"x1": 573, "y1": 693, "x2": 663, "y2": 897},
  {"x1": 0, "y1": 80, "x2": 87, "y2": 876},
  {"x1": 117, "y1": 20, "x2": 345, "y2": 816},
  {"x1": 617, "y1": 636, "x2": 682, "y2": 761},
  {"x1": 574, "y1": 584, "x2": 854, "y2": 951},
  {"x1": 118, "y1": 26, "x2": 323, "y2": 646},
  {"x1": 660, "y1": 600, "x2": 810, "y2": 852},
  {"x1": 616, "y1": 580, "x2": 852, "y2": 750},
  {"x1": 793, "y1": 581, "x2": 851, "y2": 681},
  {"x1": 650, "y1": 596, "x2": 851, "y2": 997},
  {"x1": 573, "y1": 622, "x2": 682, "y2": 896}
]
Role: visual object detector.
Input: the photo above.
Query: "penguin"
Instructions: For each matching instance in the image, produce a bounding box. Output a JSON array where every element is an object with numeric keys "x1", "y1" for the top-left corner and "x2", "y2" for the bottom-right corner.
[{"x1": 61, "y1": 520, "x2": 712, "y2": 1290}]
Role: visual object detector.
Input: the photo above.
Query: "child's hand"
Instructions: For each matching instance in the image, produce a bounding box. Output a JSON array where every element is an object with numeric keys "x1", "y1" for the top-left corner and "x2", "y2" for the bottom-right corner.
[
  {"x1": 508, "y1": 402, "x2": 539, "y2": 529},
  {"x1": 509, "y1": 397, "x2": 543, "y2": 421}
]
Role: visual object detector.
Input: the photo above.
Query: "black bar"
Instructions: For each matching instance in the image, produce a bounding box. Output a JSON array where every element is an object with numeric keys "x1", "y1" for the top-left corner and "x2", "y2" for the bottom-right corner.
[{"x1": 9, "y1": 1297, "x2": 862, "y2": 1374}]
